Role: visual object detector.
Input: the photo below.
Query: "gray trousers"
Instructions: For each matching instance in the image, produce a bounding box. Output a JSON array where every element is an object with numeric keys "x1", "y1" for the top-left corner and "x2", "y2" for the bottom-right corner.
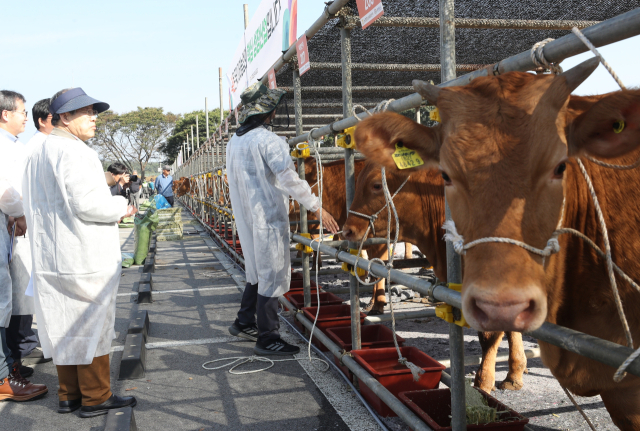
[
  {"x1": 0, "y1": 328, "x2": 14, "y2": 380},
  {"x1": 129, "y1": 190, "x2": 141, "y2": 209},
  {"x1": 236, "y1": 283, "x2": 280, "y2": 342}
]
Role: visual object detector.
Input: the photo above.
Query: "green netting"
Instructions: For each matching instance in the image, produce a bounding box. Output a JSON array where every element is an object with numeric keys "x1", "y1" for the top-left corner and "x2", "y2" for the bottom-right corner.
[{"x1": 133, "y1": 209, "x2": 159, "y2": 265}]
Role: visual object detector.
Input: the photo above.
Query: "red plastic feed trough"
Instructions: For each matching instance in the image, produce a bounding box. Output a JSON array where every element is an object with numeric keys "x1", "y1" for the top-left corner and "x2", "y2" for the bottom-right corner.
[
  {"x1": 287, "y1": 292, "x2": 343, "y2": 310},
  {"x1": 302, "y1": 304, "x2": 366, "y2": 352},
  {"x1": 351, "y1": 346, "x2": 445, "y2": 417},
  {"x1": 326, "y1": 325, "x2": 406, "y2": 378},
  {"x1": 398, "y1": 388, "x2": 529, "y2": 430}
]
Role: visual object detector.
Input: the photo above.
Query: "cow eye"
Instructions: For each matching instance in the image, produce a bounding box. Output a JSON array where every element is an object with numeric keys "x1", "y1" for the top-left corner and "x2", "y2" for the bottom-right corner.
[
  {"x1": 553, "y1": 162, "x2": 567, "y2": 179},
  {"x1": 441, "y1": 171, "x2": 452, "y2": 185},
  {"x1": 373, "y1": 183, "x2": 382, "y2": 191}
]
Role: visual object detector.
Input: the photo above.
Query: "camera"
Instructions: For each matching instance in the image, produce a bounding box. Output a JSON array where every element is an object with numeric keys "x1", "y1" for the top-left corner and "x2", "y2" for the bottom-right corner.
[{"x1": 129, "y1": 175, "x2": 139, "y2": 182}]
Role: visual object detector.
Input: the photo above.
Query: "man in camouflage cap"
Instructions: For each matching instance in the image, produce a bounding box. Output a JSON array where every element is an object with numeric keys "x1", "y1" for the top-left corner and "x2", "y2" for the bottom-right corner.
[{"x1": 226, "y1": 82, "x2": 339, "y2": 355}]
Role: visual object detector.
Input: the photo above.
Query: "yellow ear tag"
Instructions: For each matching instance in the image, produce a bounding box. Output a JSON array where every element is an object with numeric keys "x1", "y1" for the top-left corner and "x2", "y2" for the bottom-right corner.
[
  {"x1": 429, "y1": 108, "x2": 441, "y2": 123},
  {"x1": 392, "y1": 142, "x2": 424, "y2": 170},
  {"x1": 613, "y1": 120, "x2": 625, "y2": 134}
]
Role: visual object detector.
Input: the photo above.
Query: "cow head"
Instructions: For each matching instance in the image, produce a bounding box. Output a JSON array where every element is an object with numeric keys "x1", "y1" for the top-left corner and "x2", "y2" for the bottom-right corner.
[{"x1": 356, "y1": 58, "x2": 640, "y2": 332}]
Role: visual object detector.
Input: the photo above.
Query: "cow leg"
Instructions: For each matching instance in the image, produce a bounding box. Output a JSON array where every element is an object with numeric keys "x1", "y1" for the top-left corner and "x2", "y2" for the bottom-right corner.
[
  {"x1": 404, "y1": 243, "x2": 413, "y2": 259},
  {"x1": 600, "y1": 386, "x2": 640, "y2": 430},
  {"x1": 474, "y1": 331, "x2": 503, "y2": 393},
  {"x1": 369, "y1": 248, "x2": 388, "y2": 315},
  {"x1": 498, "y1": 331, "x2": 527, "y2": 391}
]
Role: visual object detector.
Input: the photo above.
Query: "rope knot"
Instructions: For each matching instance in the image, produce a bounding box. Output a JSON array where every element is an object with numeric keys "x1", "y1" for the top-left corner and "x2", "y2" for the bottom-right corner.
[
  {"x1": 545, "y1": 237, "x2": 561, "y2": 255},
  {"x1": 442, "y1": 220, "x2": 466, "y2": 255},
  {"x1": 399, "y1": 357, "x2": 425, "y2": 382}
]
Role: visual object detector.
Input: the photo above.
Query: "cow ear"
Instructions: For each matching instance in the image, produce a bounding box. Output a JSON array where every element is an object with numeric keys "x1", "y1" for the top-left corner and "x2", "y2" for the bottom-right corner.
[
  {"x1": 354, "y1": 112, "x2": 441, "y2": 173},
  {"x1": 569, "y1": 89, "x2": 640, "y2": 158}
]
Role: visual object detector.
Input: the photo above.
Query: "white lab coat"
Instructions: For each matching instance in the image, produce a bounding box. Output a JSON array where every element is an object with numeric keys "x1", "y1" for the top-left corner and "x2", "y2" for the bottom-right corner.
[
  {"x1": 0, "y1": 130, "x2": 37, "y2": 315},
  {"x1": 23, "y1": 129, "x2": 128, "y2": 365},
  {"x1": 226, "y1": 127, "x2": 320, "y2": 298},
  {"x1": 0, "y1": 178, "x2": 24, "y2": 328}
]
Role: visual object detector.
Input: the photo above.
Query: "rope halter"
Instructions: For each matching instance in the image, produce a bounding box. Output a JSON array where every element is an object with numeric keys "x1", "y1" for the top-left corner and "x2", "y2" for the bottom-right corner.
[
  {"x1": 348, "y1": 175, "x2": 411, "y2": 237},
  {"x1": 442, "y1": 220, "x2": 561, "y2": 258}
]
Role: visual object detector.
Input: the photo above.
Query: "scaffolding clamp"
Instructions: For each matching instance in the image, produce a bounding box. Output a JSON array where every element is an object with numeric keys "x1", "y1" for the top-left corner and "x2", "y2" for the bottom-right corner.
[
  {"x1": 207, "y1": 173, "x2": 212, "y2": 178},
  {"x1": 295, "y1": 233, "x2": 314, "y2": 254},
  {"x1": 291, "y1": 143, "x2": 311, "y2": 159},
  {"x1": 435, "y1": 283, "x2": 469, "y2": 328},
  {"x1": 217, "y1": 170, "x2": 222, "y2": 176},
  {"x1": 341, "y1": 248, "x2": 366, "y2": 277},
  {"x1": 336, "y1": 126, "x2": 356, "y2": 149}
]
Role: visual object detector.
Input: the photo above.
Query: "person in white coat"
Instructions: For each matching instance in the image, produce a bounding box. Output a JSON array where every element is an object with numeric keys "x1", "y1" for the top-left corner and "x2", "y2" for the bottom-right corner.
[
  {"x1": 0, "y1": 90, "x2": 48, "y2": 402},
  {"x1": 2, "y1": 97, "x2": 55, "y2": 377},
  {"x1": 23, "y1": 87, "x2": 138, "y2": 417},
  {"x1": 226, "y1": 83, "x2": 339, "y2": 356}
]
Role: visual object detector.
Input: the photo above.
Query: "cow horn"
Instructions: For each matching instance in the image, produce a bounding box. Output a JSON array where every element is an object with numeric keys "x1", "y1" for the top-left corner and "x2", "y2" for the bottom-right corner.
[
  {"x1": 413, "y1": 80, "x2": 441, "y2": 104},
  {"x1": 559, "y1": 57, "x2": 600, "y2": 94}
]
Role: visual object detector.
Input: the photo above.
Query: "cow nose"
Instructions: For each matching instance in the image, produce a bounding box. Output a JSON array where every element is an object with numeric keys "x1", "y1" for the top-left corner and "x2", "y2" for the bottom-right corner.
[
  {"x1": 467, "y1": 295, "x2": 538, "y2": 332},
  {"x1": 342, "y1": 226, "x2": 355, "y2": 240}
]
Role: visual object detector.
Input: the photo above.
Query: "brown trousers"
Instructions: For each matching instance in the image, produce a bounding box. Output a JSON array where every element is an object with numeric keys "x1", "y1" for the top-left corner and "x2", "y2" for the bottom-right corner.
[{"x1": 56, "y1": 354, "x2": 112, "y2": 406}]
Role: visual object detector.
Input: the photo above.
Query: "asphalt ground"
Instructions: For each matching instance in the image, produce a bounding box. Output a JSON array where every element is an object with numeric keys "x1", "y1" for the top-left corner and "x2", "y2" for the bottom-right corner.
[{"x1": 0, "y1": 207, "x2": 376, "y2": 431}]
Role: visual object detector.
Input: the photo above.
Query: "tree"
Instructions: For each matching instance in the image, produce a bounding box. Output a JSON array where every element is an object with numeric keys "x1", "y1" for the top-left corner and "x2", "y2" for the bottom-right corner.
[
  {"x1": 162, "y1": 109, "x2": 228, "y2": 164},
  {"x1": 90, "y1": 107, "x2": 177, "y2": 181}
]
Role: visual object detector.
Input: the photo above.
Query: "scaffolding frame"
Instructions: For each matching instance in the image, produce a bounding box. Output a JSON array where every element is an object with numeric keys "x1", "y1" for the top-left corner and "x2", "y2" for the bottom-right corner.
[{"x1": 174, "y1": 3, "x2": 640, "y2": 430}]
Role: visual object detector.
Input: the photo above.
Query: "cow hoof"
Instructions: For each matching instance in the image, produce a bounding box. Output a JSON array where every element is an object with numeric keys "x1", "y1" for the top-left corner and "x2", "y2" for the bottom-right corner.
[
  {"x1": 498, "y1": 379, "x2": 524, "y2": 391},
  {"x1": 523, "y1": 368, "x2": 529, "y2": 374},
  {"x1": 362, "y1": 301, "x2": 375, "y2": 313}
]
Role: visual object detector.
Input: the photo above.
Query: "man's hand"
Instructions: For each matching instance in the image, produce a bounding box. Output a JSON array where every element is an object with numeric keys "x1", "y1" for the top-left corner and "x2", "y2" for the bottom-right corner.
[
  {"x1": 14, "y1": 216, "x2": 27, "y2": 236},
  {"x1": 314, "y1": 208, "x2": 339, "y2": 234},
  {"x1": 118, "y1": 206, "x2": 138, "y2": 224},
  {"x1": 8, "y1": 216, "x2": 27, "y2": 236}
]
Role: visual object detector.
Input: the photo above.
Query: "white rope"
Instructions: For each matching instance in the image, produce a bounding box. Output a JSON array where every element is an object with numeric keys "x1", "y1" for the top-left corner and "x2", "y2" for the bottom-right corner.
[
  {"x1": 571, "y1": 27, "x2": 626, "y2": 90},
  {"x1": 530, "y1": 38, "x2": 563, "y2": 74},
  {"x1": 352, "y1": 99, "x2": 397, "y2": 121},
  {"x1": 561, "y1": 386, "x2": 597, "y2": 431},
  {"x1": 202, "y1": 353, "x2": 329, "y2": 375}
]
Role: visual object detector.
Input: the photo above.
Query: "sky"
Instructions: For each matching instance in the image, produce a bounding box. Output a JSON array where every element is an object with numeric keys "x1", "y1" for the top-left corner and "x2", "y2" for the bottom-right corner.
[{"x1": 2, "y1": 1, "x2": 638, "y2": 140}]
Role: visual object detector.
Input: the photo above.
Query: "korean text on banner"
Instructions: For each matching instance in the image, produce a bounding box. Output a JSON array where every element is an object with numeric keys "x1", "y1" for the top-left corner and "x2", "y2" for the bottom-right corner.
[
  {"x1": 227, "y1": 0, "x2": 298, "y2": 108},
  {"x1": 296, "y1": 35, "x2": 310, "y2": 76},
  {"x1": 268, "y1": 69, "x2": 277, "y2": 89},
  {"x1": 356, "y1": 0, "x2": 384, "y2": 29}
]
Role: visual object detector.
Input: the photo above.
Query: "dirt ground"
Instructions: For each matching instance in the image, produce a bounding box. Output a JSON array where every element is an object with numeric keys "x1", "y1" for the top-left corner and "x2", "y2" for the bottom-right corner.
[{"x1": 290, "y1": 243, "x2": 618, "y2": 431}]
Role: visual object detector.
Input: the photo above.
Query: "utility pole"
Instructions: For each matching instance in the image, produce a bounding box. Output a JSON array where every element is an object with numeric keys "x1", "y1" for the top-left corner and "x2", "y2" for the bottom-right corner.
[
  {"x1": 205, "y1": 98, "x2": 210, "y2": 141},
  {"x1": 196, "y1": 115, "x2": 200, "y2": 148},
  {"x1": 219, "y1": 67, "x2": 224, "y2": 127}
]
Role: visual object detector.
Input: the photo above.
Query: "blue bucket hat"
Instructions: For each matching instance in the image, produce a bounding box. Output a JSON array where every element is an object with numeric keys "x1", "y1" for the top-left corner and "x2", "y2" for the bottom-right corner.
[{"x1": 50, "y1": 87, "x2": 110, "y2": 115}]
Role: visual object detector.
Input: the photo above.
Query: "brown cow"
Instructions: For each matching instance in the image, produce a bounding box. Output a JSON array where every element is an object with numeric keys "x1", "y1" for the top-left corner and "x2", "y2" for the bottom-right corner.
[
  {"x1": 343, "y1": 162, "x2": 527, "y2": 392},
  {"x1": 174, "y1": 177, "x2": 190, "y2": 197},
  {"x1": 353, "y1": 58, "x2": 640, "y2": 429}
]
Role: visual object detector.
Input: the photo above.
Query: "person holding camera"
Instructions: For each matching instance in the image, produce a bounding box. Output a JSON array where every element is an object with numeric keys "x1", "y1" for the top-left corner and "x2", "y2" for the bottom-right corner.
[{"x1": 107, "y1": 162, "x2": 129, "y2": 198}]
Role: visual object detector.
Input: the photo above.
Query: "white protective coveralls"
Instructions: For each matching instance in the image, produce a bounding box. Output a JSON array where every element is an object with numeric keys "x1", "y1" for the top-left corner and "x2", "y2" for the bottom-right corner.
[
  {"x1": 226, "y1": 127, "x2": 320, "y2": 298},
  {"x1": 0, "y1": 131, "x2": 35, "y2": 315},
  {"x1": 0, "y1": 179, "x2": 24, "y2": 328},
  {"x1": 22, "y1": 129, "x2": 128, "y2": 365}
]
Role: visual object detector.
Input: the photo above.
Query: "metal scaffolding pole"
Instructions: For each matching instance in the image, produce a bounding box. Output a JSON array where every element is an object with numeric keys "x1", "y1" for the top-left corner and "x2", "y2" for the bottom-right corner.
[
  {"x1": 219, "y1": 67, "x2": 224, "y2": 126},
  {"x1": 293, "y1": 68, "x2": 312, "y2": 308},
  {"x1": 340, "y1": 24, "x2": 361, "y2": 352},
  {"x1": 439, "y1": 0, "x2": 466, "y2": 429}
]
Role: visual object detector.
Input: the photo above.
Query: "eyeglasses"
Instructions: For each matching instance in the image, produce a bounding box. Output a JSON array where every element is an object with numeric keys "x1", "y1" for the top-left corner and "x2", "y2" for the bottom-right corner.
[
  {"x1": 11, "y1": 110, "x2": 28, "y2": 118},
  {"x1": 78, "y1": 108, "x2": 98, "y2": 118}
]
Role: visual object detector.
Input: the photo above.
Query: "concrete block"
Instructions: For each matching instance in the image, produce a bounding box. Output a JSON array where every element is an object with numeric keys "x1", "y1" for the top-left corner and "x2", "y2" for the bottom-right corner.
[
  {"x1": 139, "y1": 273, "x2": 153, "y2": 289},
  {"x1": 118, "y1": 333, "x2": 146, "y2": 380},
  {"x1": 127, "y1": 310, "x2": 150, "y2": 342},
  {"x1": 104, "y1": 407, "x2": 137, "y2": 431},
  {"x1": 137, "y1": 279, "x2": 153, "y2": 304},
  {"x1": 143, "y1": 257, "x2": 155, "y2": 274}
]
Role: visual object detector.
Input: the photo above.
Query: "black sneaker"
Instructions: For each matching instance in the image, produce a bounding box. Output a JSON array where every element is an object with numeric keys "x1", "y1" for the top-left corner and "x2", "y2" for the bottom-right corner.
[
  {"x1": 254, "y1": 338, "x2": 300, "y2": 356},
  {"x1": 228, "y1": 322, "x2": 259, "y2": 342}
]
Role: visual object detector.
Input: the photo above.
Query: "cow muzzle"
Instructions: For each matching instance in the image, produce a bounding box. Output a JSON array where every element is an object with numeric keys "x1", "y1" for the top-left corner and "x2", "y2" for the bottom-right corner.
[{"x1": 463, "y1": 287, "x2": 547, "y2": 332}]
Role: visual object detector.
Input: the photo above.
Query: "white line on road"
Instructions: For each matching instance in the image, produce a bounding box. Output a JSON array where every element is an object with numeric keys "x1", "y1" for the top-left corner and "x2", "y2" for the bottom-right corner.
[
  {"x1": 116, "y1": 285, "x2": 241, "y2": 297},
  {"x1": 110, "y1": 336, "x2": 241, "y2": 352}
]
